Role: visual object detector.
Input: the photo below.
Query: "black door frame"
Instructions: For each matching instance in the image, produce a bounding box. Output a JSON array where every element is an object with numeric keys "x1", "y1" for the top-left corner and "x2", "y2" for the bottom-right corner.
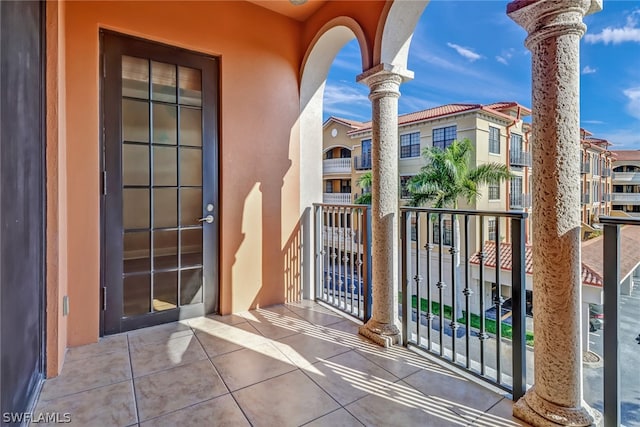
[
  {"x1": 0, "y1": 0, "x2": 47, "y2": 419},
  {"x1": 100, "y1": 30, "x2": 220, "y2": 335}
]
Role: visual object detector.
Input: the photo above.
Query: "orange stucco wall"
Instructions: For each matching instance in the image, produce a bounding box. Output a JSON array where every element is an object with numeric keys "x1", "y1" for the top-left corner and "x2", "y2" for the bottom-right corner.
[{"x1": 63, "y1": 1, "x2": 304, "y2": 346}]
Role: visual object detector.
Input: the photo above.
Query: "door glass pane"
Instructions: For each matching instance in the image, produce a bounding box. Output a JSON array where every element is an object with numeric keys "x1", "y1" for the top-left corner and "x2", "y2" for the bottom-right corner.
[
  {"x1": 123, "y1": 231, "x2": 150, "y2": 274},
  {"x1": 181, "y1": 229, "x2": 202, "y2": 267},
  {"x1": 124, "y1": 274, "x2": 150, "y2": 316},
  {"x1": 153, "y1": 188, "x2": 177, "y2": 228},
  {"x1": 123, "y1": 144, "x2": 149, "y2": 186},
  {"x1": 179, "y1": 66, "x2": 201, "y2": 106},
  {"x1": 123, "y1": 99, "x2": 149, "y2": 142},
  {"x1": 181, "y1": 269, "x2": 203, "y2": 305},
  {"x1": 151, "y1": 61, "x2": 176, "y2": 103},
  {"x1": 153, "y1": 146, "x2": 177, "y2": 186},
  {"x1": 180, "y1": 107, "x2": 202, "y2": 147},
  {"x1": 122, "y1": 56, "x2": 149, "y2": 99},
  {"x1": 153, "y1": 230, "x2": 178, "y2": 270},
  {"x1": 153, "y1": 272, "x2": 177, "y2": 311},
  {"x1": 180, "y1": 188, "x2": 201, "y2": 226},
  {"x1": 124, "y1": 189, "x2": 149, "y2": 229},
  {"x1": 153, "y1": 104, "x2": 177, "y2": 145},
  {"x1": 180, "y1": 148, "x2": 202, "y2": 186}
]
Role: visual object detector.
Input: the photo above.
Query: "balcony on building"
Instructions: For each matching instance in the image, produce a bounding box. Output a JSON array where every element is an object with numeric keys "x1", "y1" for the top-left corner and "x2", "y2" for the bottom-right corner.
[
  {"x1": 509, "y1": 150, "x2": 532, "y2": 167},
  {"x1": 581, "y1": 161, "x2": 591, "y2": 174},
  {"x1": 354, "y1": 155, "x2": 372, "y2": 171},
  {"x1": 323, "y1": 157, "x2": 352, "y2": 175},
  {"x1": 610, "y1": 193, "x2": 640, "y2": 204},
  {"x1": 509, "y1": 193, "x2": 532, "y2": 209},
  {"x1": 613, "y1": 171, "x2": 640, "y2": 183},
  {"x1": 323, "y1": 192, "x2": 352, "y2": 204}
]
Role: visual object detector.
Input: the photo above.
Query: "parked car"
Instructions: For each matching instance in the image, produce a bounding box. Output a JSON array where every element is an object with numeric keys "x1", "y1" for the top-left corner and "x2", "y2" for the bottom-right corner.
[{"x1": 589, "y1": 304, "x2": 603, "y2": 332}]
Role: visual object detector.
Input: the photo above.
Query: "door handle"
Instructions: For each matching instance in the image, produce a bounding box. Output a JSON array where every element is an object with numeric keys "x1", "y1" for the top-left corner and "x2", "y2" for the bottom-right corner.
[{"x1": 198, "y1": 215, "x2": 214, "y2": 224}]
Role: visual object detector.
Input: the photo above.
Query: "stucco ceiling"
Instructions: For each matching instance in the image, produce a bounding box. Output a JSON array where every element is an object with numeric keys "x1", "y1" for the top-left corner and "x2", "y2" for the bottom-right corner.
[{"x1": 247, "y1": 0, "x2": 328, "y2": 21}]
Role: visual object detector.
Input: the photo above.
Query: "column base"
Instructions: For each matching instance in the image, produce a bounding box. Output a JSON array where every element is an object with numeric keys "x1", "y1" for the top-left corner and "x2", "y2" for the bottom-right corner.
[
  {"x1": 359, "y1": 320, "x2": 400, "y2": 348},
  {"x1": 513, "y1": 386, "x2": 602, "y2": 427}
]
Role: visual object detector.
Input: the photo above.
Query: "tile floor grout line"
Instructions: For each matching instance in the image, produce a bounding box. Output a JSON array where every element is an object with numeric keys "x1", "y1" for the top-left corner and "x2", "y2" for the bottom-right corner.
[
  {"x1": 126, "y1": 333, "x2": 142, "y2": 426},
  {"x1": 36, "y1": 377, "x2": 134, "y2": 405}
]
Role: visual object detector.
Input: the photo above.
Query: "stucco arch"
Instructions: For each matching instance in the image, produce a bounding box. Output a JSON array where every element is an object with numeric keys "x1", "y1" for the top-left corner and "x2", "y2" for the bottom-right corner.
[
  {"x1": 298, "y1": 20, "x2": 367, "y2": 299},
  {"x1": 374, "y1": 0, "x2": 430, "y2": 68}
]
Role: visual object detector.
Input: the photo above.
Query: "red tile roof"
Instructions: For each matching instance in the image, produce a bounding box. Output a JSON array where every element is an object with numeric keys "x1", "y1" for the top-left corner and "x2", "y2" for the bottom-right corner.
[
  {"x1": 323, "y1": 116, "x2": 365, "y2": 130},
  {"x1": 468, "y1": 240, "x2": 613, "y2": 287},
  {"x1": 612, "y1": 150, "x2": 640, "y2": 162},
  {"x1": 346, "y1": 102, "x2": 530, "y2": 135},
  {"x1": 581, "y1": 225, "x2": 640, "y2": 285}
]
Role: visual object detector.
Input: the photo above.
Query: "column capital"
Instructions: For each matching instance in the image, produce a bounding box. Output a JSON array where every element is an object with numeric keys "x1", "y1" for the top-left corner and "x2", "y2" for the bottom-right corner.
[
  {"x1": 507, "y1": 0, "x2": 602, "y2": 49},
  {"x1": 356, "y1": 63, "x2": 414, "y2": 100}
]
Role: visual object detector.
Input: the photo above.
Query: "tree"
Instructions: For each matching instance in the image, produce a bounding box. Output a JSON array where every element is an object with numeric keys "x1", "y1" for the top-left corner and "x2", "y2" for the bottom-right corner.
[
  {"x1": 354, "y1": 171, "x2": 372, "y2": 205},
  {"x1": 406, "y1": 138, "x2": 513, "y2": 319}
]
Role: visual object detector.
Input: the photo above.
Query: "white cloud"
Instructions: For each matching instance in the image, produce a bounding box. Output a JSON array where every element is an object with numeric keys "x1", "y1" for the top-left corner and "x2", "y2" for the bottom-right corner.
[
  {"x1": 322, "y1": 83, "x2": 370, "y2": 120},
  {"x1": 585, "y1": 9, "x2": 640, "y2": 44},
  {"x1": 446, "y1": 43, "x2": 482, "y2": 61},
  {"x1": 599, "y1": 128, "x2": 640, "y2": 150},
  {"x1": 582, "y1": 120, "x2": 605, "y2": 125},
  {"x1": 582, "y1": 65, "x2": 597, "y2": 74},
  {"x1": 623, "y1": 86, "x2": 640, "y2": 120},
  {"x1": 496, "y1": 56, "x2": 508, "y2": 65}
]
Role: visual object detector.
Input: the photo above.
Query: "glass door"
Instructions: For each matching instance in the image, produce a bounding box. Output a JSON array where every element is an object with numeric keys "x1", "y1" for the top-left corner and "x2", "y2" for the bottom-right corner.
[{"x1": 101, "y1": 31, "x2": 219, "y2": 334}]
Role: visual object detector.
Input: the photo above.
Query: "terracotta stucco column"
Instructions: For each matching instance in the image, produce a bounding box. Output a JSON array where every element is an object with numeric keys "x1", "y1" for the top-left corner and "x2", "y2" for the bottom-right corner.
[
  {"x1": 357, "y1": 63, "x2": 413, "y2": 347},
  {"x1": 508, "y1": 1, "x2": 602, "y2": 426}
]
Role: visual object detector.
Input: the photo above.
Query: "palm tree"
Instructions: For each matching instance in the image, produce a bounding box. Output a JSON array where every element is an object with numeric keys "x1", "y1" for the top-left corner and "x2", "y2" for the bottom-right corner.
[
  {"x1": 354, "y1": 171, "x2": 372, "y2": 205},
  {"x1": 406, "y1": 138, "x2": 513, "y2": 319}
]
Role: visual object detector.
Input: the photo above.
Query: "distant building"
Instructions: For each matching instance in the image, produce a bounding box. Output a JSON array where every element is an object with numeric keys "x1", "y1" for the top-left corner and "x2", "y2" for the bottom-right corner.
[{"x1": 611, "y1": 149, "x2": 640, "y2": 217}]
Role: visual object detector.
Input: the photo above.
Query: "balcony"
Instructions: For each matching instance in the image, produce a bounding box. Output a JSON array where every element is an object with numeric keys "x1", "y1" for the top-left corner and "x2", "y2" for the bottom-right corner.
[
  {"x1": 602, "y1": 193, "x2": 611, "y2": 203},
  {"x1": 32, "y1": 302, "x2": 521, "y2": 426},
  {"x1": 323, "y1": 192, "x2": 352, "y2": 204},
  {"x1": 323, "y1": 158, "x2": 352, "y2": 175},
  {"x1": 510, "y1": 193, "x2": 532, "y2": 209},
  {"x1": 581, "y1": 162, "x2": 591, "y2": 174},
  {"x1": 612, "y1": 172, "x2": 640, "y2": 183},
  {"x1": 353, "y1": 155, "x2": 372, "y2": 171},
  {"x1": 582, "y1": 193, "x2": 591, "y2": 205},
  {"x1": 509, "y1": 150, "x2": 532, "y2": 167},
  {"x1": 610, "y1": 193, "x2": 640, "y2": 204},
  {"x1": 602, "y1": 168, "x2": 612, "y2": 177}
]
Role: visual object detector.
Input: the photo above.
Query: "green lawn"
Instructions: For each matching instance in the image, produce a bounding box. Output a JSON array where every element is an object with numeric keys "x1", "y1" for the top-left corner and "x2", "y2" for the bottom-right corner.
[{"x1": 406, "y1": 294, "x2": 535, "y2": 346}]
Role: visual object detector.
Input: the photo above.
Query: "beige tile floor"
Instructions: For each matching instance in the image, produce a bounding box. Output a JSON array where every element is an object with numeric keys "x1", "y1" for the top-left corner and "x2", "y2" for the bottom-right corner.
[{"x1": 34, "y1": 302, "x2": 530, "y2": 427}]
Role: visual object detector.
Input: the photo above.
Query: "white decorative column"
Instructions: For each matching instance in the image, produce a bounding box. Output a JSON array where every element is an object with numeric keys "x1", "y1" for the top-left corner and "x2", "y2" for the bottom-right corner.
[
  {"x1": 508, "y1": 1, "x2": 602, "y2": 426},
  {"x1": 357, "y1": 63, "x2": 413, "y2": 347}
]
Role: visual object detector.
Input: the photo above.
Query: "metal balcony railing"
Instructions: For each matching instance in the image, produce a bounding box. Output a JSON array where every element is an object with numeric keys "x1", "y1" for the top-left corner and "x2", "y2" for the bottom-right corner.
[
  {"x1": 581, "y1": 162, "x2": 591, "y2": 174},
  {"x1": 582, "y1": 193, "x2": 591, "y2": 205},
  {"x1": 602, "y1": 168, "x2": 612, "y2": 177},
  {"x1": 400, "y1": 207, "x2": 529, "y2": 400},
  {"x1": 322, "y1": 158, "x2": 351, "y2": 175},
  {"x1": 509, "y1": 150, "x2": 532, "y2": 167},
  {"x1": 354, "y1": 155, "x2": 372, "y2": 171},
  {"x1": 599, "y1": 216, "x2": 640, "y2": 427},
  {"x1": 314, "y1": 203, "x2": 371, "y2": 321},
  {"x1": 322, "y1": 193, "x2": 352, "y2": 204},
  {"x1": 510, "y1": 193, "x2": 532, "y2": 209}
]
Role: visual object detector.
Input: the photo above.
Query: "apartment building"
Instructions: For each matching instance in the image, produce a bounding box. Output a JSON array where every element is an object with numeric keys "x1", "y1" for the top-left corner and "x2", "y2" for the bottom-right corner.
[
  {"x1": 611, "y1": 149, "x2": 640, "y2": 217},
  {"x1": 321, "y1": 104, "x2": 615, "y2": 321},
  {"x1": 580, "y1": 129, "x2": 614, "y2": 231}
]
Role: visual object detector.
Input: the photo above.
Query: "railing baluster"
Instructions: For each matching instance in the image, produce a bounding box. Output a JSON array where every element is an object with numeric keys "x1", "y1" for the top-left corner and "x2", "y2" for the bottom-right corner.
[
  {"x1": 364, "y1": 206, "x2": 372, "y2": 322},
  {"x1": 340, "y1": 207, "x2": 347, "y2": 311},
  {"x1": 464, "y1": 214, "x2": 471, "y2": 369},
  {"x1": 479, "y1": 214, "x2": 487, "y2": 376},
  {"x1": 401, "y1": 210, "x2": 410, "y2": 346},
  {"x1": 437, "y1": 213, "x2": 445, "y2": 356},
  {"x1": 426, "y1": 214, "x2": 433, "y2": 351},
  {"x1": 349, "y1": 208, "x2": 355, "y2": 316},
  {"x1": 511, "y1": 216, "x2": 527, "y2": 401},
  {"x1": 415, "y1": 212, "x2": 422, "y2": 347},
  {"x1": 495, "y1": 216, "x2": 502, "y2": 384},
  {"x1": 450, "y1": 213, "x2": 458, "y2": 363},
  {"x1": 602, "y1": 220, "x2": 621, "y2": 427}
]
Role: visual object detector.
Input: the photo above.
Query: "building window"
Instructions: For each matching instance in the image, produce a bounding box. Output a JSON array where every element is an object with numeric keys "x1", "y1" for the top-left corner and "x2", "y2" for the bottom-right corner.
[
  {"x1": 489, "y1": 126, "x2": 500, "y2": 154},
  {"x1": 488, "y1": 183, "x2": 500, "y2": 200},
  {"x1": 325, "y1": 181, "x2": 333, "y2": 193},
  {"x1": 360, "y1": 139, "x2": 372, "y2": 169},
  {"x1": 325, "y1": 150, "x2": 333, "y2": 159},
  {"x1": 433, "y1": 219, "x2": 452, "y2": 246},
  {"x1": 340, "y1": 148, "x2": 351, "y2": 158},
  {"x1": 510, "y1": 133, "x2": 523, "y2": 153},
  {"x1": 400, "y1": 132, "x2": 421, "y2": 158},
  {"x1": 488, "y1": 218, "x2": 497, "y2": 241},
  {"x1": 341, "y1": 179, "x2": 351, "y2": 194},
  {"x1": 433, "y1": 126, "x2": 457, "y2": 150},
  {"x1": 400, "y1": 175, "x2": 414, "y2": 199}
]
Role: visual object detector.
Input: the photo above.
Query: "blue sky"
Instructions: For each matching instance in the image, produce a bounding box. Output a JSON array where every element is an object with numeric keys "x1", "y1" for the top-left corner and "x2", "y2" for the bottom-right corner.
[{"x1": 323, "y1": 0, "x2": 640, "y2": 150}]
